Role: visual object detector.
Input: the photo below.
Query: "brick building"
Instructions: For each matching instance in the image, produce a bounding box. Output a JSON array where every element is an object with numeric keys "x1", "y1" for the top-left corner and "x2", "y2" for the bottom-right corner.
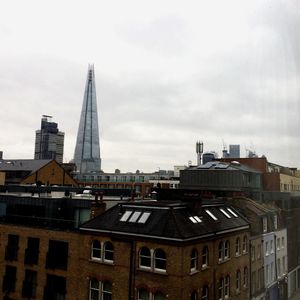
[
  {"x1": 0, "y1": 192, "x2": 250, "y2": 299},
  {"x1": 80, "y1": 200, "x2": 250, "y2": 300},
  {"x1": 0, "y1": 159, "x2": 77, "y2": 186}
]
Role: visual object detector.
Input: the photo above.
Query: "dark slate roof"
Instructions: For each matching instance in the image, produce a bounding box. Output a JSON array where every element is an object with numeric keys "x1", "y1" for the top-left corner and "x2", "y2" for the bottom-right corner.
[
  {"x1": 0, "y1": 159, "x2": 52, "y2": 174},
  {"x1": 188, "y1": 161, "x2": 261, "y2": 173},
  {"x1": 80, "y1": 200, "x2": 249, "y2": 242}
]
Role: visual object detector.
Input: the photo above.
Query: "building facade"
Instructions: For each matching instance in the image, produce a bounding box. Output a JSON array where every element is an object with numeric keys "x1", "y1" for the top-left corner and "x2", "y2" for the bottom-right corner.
[
  {"x1": 34, "y1": 115, "x2": 64, "y2": 163},
  {"x1": 0, "y1": 193, "x2": 251, "y2": 300}
]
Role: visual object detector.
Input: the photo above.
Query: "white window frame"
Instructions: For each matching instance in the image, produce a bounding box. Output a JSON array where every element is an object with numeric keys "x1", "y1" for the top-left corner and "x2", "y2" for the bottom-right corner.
[
  {"x1": 89, "y1": 279, "x2": 112, "y2": 300},
  {"x1": 218, "y1": 242, "x2": 224, "y2": 262},
  {"x1": 265, "y1": 241, "x2": 269, "y2": 256},
  {"x1": 202, "y1": 246, "x2": 209, "y2": 268},
  {"x1": 218, "y1": 278, "x2": 224, "y2": 300},
  {"x1": 154, "y1": 249, "x2": 167, "y2": 273},
  {"x1": 91, "y1": 240, "x2": 114, "y2": 264},
  {"x1": 103, "y1": 241, "x2": 114, "y2": 263},
  {"x1": 224, "y1": 275, "x2": 230, "y2": 298},
  {"x1": 224, "y1": 241, "x2": 230, "y2": 259},
  {"x1": 242, "y1": 235, "x2": 248, "y2": 254},
  {"x1": 139, "y1": 247, "x2": 152, "y2": 270},
  {"x1": 91, "y1": 240, "x2": 101, "y2": 261},
  {"x1": 138, "y1": 289, "x2": 166, "y2": 300},
  {"x1": 139, "y1": 247, "x2": 167, "y2": 273},
  {"x1": 190, "y1": 248, "x2": 198, "y2": 272},
  {"x1": 201, "y1": 286, "x2": 208, "y2": 300}
]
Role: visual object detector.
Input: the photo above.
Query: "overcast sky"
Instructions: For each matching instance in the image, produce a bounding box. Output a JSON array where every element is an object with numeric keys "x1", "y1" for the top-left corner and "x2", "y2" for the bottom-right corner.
[{"x1": 0, "y1": 0, "x2": 299, "y2": 172}]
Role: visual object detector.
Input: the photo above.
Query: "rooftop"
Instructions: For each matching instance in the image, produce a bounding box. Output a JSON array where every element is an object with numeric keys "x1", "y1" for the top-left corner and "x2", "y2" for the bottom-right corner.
[{"x1": 80, "y1": 200, "x2": 249, "y2": 242}]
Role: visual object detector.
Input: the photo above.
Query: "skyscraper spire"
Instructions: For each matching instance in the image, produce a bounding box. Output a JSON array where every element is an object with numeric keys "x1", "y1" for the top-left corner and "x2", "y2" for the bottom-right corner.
[{"x1": 74, "y1": 64, "x2": 101, "y2": 173}]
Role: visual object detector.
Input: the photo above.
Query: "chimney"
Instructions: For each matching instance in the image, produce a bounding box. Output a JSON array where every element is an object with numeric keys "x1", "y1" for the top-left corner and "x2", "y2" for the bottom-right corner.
[{"x1": 90, "y1": 192, "x2": 106, "y2": 219}]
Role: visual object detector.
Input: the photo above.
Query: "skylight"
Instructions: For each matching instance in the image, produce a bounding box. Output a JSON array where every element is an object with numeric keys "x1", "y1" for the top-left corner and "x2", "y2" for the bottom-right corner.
[
  {"x1": 128, "y1": 211, "x2": 142, "y2": 222},
  {"x1": 194, "y1": 216, "x2": 202, "y2": 223},
  {"x1": 120, "y1": 210, "x2": 132, "y2": 222},
  {"x1": 189, "y1": 216, "x2": 197, "y2": 223},
  {"x1": 205, "y1": 209, "x2": 218, "y2": 221},
  {"x1": 120, "y1": 210, "x2": 152, "y2": 224},
  {"x1": 227, "y1": 208, "x2": 238, "y2": 218},
  {"x1": 220, "y1": 208, "x2": 231, "y2": 218},
  {"x1": 138, "y1": 212, "x2": 151, "y2": 224},
  {"x1": 189, "y1": 215, "x2": 202, "y2": 223}
]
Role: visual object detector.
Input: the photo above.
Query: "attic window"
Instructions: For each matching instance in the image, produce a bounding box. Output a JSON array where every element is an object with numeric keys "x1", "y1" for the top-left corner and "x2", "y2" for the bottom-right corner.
[
  {"x1": 138, "y1": 212, "x2": 151, "y2": 224},
  {"x1": 205, "y1": 209, "x2": 218, "y2": 221},
  {"x1": 120, "y1": 210, "x2": 151, "y2": 223},
  {"x1": 227, "y1": 208, "x2": 238, "y2": 218},
  {"x1": 120, "y1": 210, "x2": 133, "y2": 222},
  {"x1": 220, "y1": 208, "x2": 231, "y2": 219},
  {"x1": 128, "y1": 211, "x2": 142, "y2": 222},
  {"x1": 189, "y1": 216, "x2": 202, "y2": 223}
]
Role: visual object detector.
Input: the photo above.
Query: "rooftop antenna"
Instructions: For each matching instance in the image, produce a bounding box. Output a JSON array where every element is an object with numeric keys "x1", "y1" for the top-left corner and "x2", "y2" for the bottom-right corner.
[{"x1": 196, "y1": 141, "x2": 204, "y2": 166}]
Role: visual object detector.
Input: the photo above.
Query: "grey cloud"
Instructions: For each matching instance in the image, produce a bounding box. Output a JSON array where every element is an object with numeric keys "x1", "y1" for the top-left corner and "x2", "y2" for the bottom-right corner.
[{"x1": 116, "y1": 15, "x2": 187, "y2": 56}]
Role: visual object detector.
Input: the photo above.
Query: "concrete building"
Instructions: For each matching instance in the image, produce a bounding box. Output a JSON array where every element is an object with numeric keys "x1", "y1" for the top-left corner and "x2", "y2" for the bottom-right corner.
[
  {"x1": 34, "y1": 115, "x2": 64, "y2": 163},
  {"x1": 229, "y1": 145, "x2": 240, "y2": 158},
  {"x1": 74, "y1": 65, "x2": 101, "y2": 173},
  {"x1": 219, "y1": 157, "x2": 300, "y2": 194},
  {"x1": 180, "y1": 161, "x2": 262, "y2": 200}
]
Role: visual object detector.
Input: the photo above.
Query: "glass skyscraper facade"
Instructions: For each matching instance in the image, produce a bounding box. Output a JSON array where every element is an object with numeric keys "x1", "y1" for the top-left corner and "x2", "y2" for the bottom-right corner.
[
  {"x1": 73, "y1": 65, "x2": 101, "y2": 173},
  {"x1": 34, "y1": 115, "x2": 64, "y2": 163}
]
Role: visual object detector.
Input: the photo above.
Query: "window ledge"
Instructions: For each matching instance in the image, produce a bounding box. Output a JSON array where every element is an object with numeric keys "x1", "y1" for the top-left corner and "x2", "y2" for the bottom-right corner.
[
  {"x1": 218, "y1": 258, "x2": 231, "y2": 264},
  {"x1": 153, "y1": 269, "x2": 168, "y2": 275},
  {"x1": 137, "y1": 267, "x2": 168, "y2": 276},
  {"x1": 89, "y1": 259, "x2": 114, "y2": 265},
  {"x1": 201, "y1": 265, "x2": 210, "y2": 271},
  {"x1": 190, "y1": 269, "x2": 199, "y2": 275}
]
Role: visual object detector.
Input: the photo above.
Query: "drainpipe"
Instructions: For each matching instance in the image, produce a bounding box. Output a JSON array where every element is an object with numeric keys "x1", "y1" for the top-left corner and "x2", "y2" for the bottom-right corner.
[{"x1": 129, "y1": 239, "x2": 136, "y2": 300}]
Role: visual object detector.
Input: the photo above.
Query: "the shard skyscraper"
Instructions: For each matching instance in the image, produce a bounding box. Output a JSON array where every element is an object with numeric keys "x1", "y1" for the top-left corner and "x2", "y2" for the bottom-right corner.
[{"x1": 74, "y1": 65, "x2": 101, "y2": 173}]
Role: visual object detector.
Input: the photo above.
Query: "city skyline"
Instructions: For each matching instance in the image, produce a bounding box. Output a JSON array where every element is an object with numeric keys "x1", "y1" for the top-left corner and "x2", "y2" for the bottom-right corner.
[{"x1": 0, "y1": 0, "x2": 299, "y2": 172}]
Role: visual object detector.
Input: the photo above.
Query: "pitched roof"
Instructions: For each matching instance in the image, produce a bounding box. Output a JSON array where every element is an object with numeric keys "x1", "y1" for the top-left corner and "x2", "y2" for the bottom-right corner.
[
  {"x1": 80, "y1": 200, "x2": 249, "y2": 242},
  {"x1": 0, "y1": 159, "x2": 52, "y2": 174}
]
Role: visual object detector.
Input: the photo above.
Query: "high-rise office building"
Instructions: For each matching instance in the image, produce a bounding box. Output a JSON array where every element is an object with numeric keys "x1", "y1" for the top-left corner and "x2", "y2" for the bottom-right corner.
[
  {"x1": 73, "y1": 65, "x2": 101, "y2": 173},
  {"x1": 34, "y1": 115, "x2": 64, "y2": 163},
  {"x1": 229, "y1": 144, "x2": 240, "y2": 158}
]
